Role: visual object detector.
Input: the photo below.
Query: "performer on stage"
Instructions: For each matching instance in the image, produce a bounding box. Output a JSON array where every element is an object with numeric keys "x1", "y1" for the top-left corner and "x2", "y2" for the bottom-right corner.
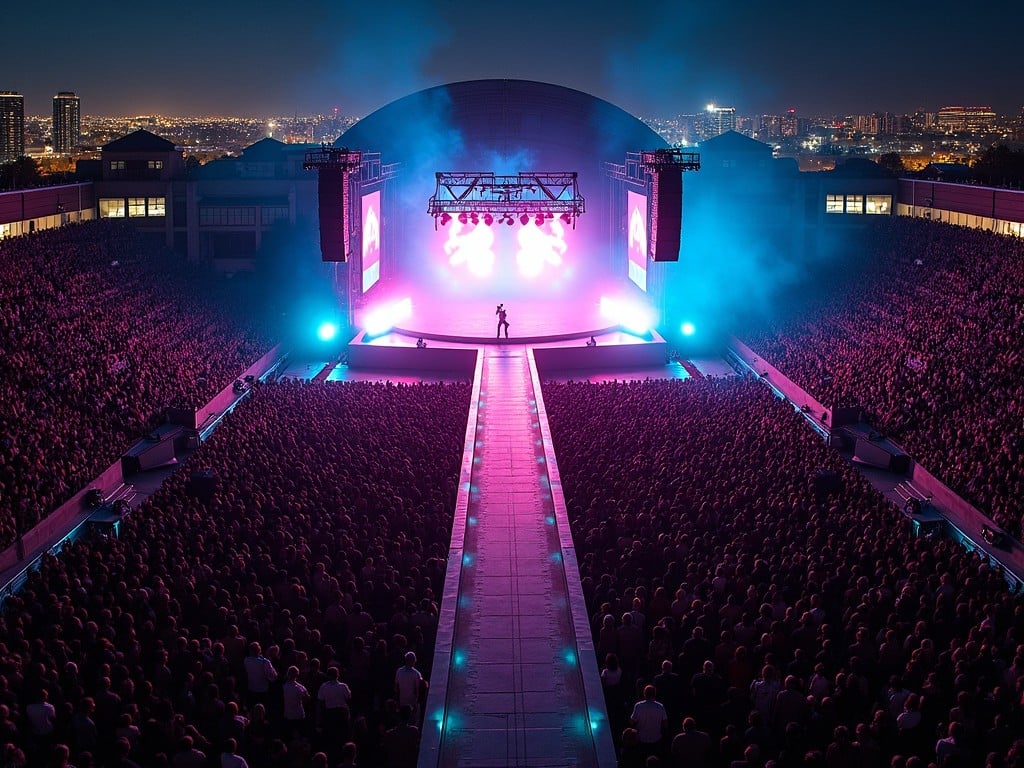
[{"x1": 496, "y1": 303, "x2": 509, "y2": 338}]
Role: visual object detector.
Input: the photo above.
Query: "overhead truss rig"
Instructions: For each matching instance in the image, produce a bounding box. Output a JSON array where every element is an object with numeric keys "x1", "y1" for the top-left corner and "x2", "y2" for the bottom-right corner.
[
  {"x1": 638, "y1": 148, "x2": 701, "y2": 172},
  {"x1": 302, "y1": 146, "x2": 363, "y2": 173},
  {"x1": 427, "y1": 171, "x2": 586, "y2": 229}
]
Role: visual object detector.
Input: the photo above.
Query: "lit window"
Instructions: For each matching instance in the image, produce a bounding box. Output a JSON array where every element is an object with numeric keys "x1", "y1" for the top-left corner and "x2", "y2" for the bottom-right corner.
[
  {"x1": 148, "y1": 160, "x2": 163, "y2": 170},
  {"x1": 826, "y1": 194, "x2": 844, "y2": 213},
  {"x1": 147, "y1": 197, "x2": 166, "y2": 216},
  {"x1": 109, "y1": 160, "x2": 125, "y2": 171},
  {"x1": 865, "y1": 195, "x2": 891, "y2": 214},
  {"x1": 128, "y1": 198, "x2": 147, "y2": 217},
  {"x1": 845, "y1": 195, "x2": 864, "y2": 214},
  {"x1": 99, "y1": 199, "x2": 125, "y2": 218}
]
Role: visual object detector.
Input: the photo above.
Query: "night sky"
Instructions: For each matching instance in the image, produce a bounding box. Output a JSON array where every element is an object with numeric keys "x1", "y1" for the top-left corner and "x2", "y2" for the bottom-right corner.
[{"x1": 4, "y1": 0, "x2": 1020, "y2": 118}]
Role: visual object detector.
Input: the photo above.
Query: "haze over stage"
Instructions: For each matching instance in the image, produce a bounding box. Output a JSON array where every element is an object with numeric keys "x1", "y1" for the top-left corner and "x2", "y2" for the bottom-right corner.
[{"x1": 389, "y1": 295, "x2": 612, "y2": 342}]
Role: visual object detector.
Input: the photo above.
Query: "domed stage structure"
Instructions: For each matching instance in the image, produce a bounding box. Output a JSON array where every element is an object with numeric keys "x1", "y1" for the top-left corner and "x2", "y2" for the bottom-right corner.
[{"x1": 324, "y1": 79, "x2": 687, "y2": 373}]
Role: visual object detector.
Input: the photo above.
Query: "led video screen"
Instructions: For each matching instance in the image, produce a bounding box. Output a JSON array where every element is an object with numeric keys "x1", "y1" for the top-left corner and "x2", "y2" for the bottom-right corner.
[
  {"x1": 627, "y1": 190, "x2": 648, "y2": 292},
  {"x1": 361, "y1": 190, "x2": 381, "y2": 292}
]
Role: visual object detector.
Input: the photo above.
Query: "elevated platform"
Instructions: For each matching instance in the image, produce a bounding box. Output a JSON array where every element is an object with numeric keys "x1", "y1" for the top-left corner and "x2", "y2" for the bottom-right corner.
[
  {"x1": 347, "y1": 328, "x2": 668, "y2": 378},
  {"x1": 382, "y1": 295, "x2": 617, "y2": 345},
  {"x1": 419, "y1": 344, "x2": 616, "y2": 767}
]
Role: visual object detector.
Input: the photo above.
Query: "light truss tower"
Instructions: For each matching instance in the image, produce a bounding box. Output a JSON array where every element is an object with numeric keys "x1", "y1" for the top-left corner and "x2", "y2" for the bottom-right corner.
[{"x1": 427, "y1": 171, "x2": 586, "y2": 229}]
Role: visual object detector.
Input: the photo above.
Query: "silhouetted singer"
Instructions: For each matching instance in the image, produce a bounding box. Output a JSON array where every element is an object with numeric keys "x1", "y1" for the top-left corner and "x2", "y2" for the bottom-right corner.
[{"x1": 496, "y1": 303, "x2": 509, "y2": 338}]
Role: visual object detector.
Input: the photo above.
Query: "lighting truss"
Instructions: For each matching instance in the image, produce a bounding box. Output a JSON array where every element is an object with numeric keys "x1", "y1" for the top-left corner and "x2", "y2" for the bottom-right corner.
[
  {"x1": 303, "y1": 145, "x2": 363, "y2": 172},
  {"x1": 639, "y1": 148, "x2": 701, "y2": 172},
  {"x1": 428, "y1": 171, "x2": 586, "y2": 228}
]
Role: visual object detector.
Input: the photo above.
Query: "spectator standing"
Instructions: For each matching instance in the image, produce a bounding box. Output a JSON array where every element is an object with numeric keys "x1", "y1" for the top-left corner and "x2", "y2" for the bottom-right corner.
[
  {"x1": 394, "y1": 652, "x2": 426, "y2": 726},
  {"x1": 630, "y1": 685, "x2": 668, "y2": 760}
]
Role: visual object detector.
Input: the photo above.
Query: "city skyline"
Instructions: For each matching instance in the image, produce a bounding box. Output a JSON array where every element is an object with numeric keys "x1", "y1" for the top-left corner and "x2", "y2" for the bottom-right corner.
[{"x1": 2, "y1": 0, "x2": 1020, "y2": 120}]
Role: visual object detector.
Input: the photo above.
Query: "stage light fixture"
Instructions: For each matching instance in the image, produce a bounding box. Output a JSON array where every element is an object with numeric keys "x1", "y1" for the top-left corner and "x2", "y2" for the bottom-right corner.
[
  {"x1": 458, "y1": 212, "x2": 468, "y2": 224},
  {"x1": 505, "y1": 215, "x2": 514, "y2": 226},
  {"x1": 440, "y1": 212, "x2": 452, "y2": 226},
  {"x1": 559, "y1": 212, "x2": 571, "y2": 224},
  {"x1": 535, "y1": 214, "x2": 544, "y2": 226},
  {"x1": 317, "y1": 322, "x2": 338, "y2": 342},
  {"x1": 483, "y1": 213, "x2": 493, "y2": 226},
  {"x1": 519, "y1": 213, "x2": 530, "y2": 225},
  {"x1": 470, "y1": 212, "x2": 479, "y2": 225}
]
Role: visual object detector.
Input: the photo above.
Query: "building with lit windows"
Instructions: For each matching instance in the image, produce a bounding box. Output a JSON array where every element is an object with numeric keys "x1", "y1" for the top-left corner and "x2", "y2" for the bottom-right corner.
[
  {"x1": 937, "y1": 106, "x2": 997, "y2": 132},
  {"x1": 699, "y1": 104, "x2": 737, "y2": 140},
  {"x1": 52, "y1": 92, "x2": 81, "y2": 154},
  {"x1": 0, "y1": 91, "x2": 25, "y2": 163},
  {"x1": 89, "y1": 129, "x2": 318, "y2": 265},
  {"x1": 93, "y1": 129, "x2": 185, "y2": 249}
]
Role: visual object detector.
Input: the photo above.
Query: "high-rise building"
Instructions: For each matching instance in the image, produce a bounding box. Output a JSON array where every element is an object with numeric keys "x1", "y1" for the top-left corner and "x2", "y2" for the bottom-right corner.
[
  {"x1": 52, "y1": 91, "x2": 81, "y2": 153},
  {"x1": 0, "y1": 90, "x2": 25, "y2": 163},
  {"x1": 699, "y1": 104, "x2": 737, "y2": 140},
  {"x1": 781, "y1": 108, "x2": 799, "y2": 137},
  {"x1": 937, "y1": 106, "x2": 996, "y2": 133}
]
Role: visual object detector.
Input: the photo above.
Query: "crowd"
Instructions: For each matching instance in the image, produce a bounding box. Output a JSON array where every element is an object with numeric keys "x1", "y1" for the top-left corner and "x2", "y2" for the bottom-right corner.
[
  {"x1": 0, "y1": 221, "x2": 276, "y2": 547},
  {"x1": 742, "y1": 217, "x2": 1024, "y2": 539},
  {"x1": 544, "y1": 376, "x2": 1024, "y2": 768},
  {"x1": 0, "y1": 378, "x2": 470, "y2": 767}
]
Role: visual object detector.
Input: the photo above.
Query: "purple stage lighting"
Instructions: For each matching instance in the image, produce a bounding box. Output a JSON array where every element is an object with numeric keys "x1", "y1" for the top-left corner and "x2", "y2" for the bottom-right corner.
[
  {"x1": 516, "y1": 218, "x2": 567, "y2": 278},
  {"x1": 445, "y1": 220, "x2": 496, "y2": 277},
  {"x1": 363, "y1": 297, "x2": 413, "y2": 336},
  {"x1": 600, "y1": 295, "x2": 656, "y2": 335}
]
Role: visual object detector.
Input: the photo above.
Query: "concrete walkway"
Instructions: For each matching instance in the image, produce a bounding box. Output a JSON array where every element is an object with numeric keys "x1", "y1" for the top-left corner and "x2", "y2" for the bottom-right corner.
[{"x1": 420, "y1": 345, "x2": 616, "y2": 767}]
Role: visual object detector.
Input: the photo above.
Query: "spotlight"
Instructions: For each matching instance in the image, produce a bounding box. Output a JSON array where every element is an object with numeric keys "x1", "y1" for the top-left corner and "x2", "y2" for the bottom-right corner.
[
  {"x1": 559, "y1": 212, "x2": 571, "y2": 225},
  {"x1": 317, "y1": 322, "x2": 338, "y2": 342},
  {"x1": 470, "y1": 212, "x2": 479, "y2": 225},
  {"x1": 534, "y1": 214, "x2": 544, "y2": 226},
  {"x1": 483, "y1": 213, "x2": 493, "y2": 226},
  {"x1": 458, "y1": 212, "x2": 468, "y2": 224},
  {"x1": 681, "y1": 322, "x2": 696, "y2": 337},
  {"x1": 439, "y1": 212, "x2": 452, "y2": 226},
  {"x1": 519, "y1": 213, "x2": 530, "y2": 225}
]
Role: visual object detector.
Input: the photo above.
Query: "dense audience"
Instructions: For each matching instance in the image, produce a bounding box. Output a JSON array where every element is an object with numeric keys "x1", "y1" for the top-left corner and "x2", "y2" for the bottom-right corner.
[
  {"x1": 0, "y1": 221, "x2": 276, "y2": 547},
  {"x1": 742, "y1": 217, "x2": 1024, "y2": 538},
  {"x1": 545, "y1": 376, "x2": 1024, "y2": 768},
  {"x1": 0, "y1": 378, "x2": 470, "y2": 767},
  {"x1": 4, "y1": 212, "x2": 1024, "y2": 768}
]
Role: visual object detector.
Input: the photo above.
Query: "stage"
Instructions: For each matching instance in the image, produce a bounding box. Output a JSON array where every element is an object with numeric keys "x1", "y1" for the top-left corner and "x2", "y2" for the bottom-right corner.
[
  {"x1": 383, "y1": 296, "x2": 617, "y2": 344},
  {"x1": 347, "y1": 325, "x2": 669, "y2": 378}
]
